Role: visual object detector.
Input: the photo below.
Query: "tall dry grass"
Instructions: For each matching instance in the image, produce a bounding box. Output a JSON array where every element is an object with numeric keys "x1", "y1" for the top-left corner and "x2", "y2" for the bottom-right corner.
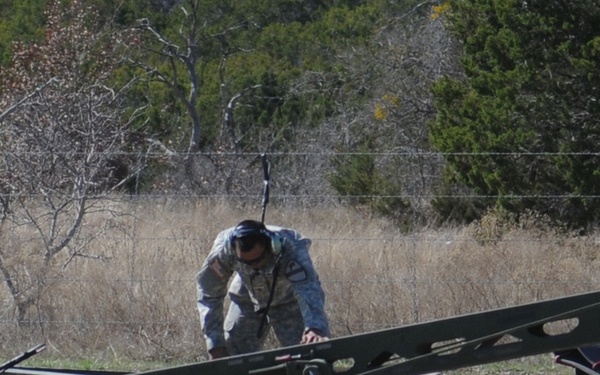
[{"x1": 1, "y1": 199, "x2": 599, "y2": 369}]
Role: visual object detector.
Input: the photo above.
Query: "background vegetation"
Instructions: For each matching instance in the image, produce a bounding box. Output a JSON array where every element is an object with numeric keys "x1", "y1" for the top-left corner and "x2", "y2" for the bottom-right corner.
[
  {"x1": 3, "y1": 0, "x2": 597, "y2": 228},
  {"x1": 1, "y1": 199, "x2": 598, "y2": 374},
  {"x1": 431, "y1": 0, "x2": 600, "y2": 228},
  {"x1": 1, "y1": 1, "x2": 600, "y2": 373}
]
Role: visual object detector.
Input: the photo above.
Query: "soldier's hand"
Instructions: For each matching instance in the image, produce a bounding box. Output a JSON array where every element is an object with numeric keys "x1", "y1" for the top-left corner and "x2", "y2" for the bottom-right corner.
[
  {"x1": 208, "y1": 346, "x2": 230, "y2": 360},
  {"x1": 300, "y1": 328, "x2": 329, "y2": 344}
]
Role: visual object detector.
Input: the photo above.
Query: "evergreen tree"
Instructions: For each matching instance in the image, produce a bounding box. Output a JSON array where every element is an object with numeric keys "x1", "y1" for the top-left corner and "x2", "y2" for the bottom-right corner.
[
  {"x1": 0, "y1": 0, "x2": 48, "y2": 65},
  {"x1": 430, "y1": 0, "x2": 600, "y2": 228}
]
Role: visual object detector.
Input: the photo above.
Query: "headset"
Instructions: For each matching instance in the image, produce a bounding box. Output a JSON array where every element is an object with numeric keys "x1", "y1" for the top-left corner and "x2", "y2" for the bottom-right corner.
[{"x1": 230, "y1": 220, "x2": 283, "y2": 256}]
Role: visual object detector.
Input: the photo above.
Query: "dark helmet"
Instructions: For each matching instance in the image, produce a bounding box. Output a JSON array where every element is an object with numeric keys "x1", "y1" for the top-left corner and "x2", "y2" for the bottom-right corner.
[{"x1": 231, "y1": 219, "x2": 271, "y2": 253}]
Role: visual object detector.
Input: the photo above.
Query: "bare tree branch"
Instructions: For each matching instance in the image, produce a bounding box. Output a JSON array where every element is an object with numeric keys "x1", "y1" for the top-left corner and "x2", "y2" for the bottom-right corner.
[{"x1": 0, "y1": 78, "x2": 59, "y2": 122}]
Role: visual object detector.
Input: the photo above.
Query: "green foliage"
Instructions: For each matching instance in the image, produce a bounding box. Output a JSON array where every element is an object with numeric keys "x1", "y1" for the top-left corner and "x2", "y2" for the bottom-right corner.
[
  {"x1": 79, "y1": 0, "x2": 401, "y2": 194},
  {"x1": 129, "y1": 0, "x2": 391, "y2": 153},
  {"x1": 0, "y1": 0, "x2": 48, "y2": 65},
  {"x1": 1, "y1": 0, "x2": 432, "y2": 206},
  {"x1": 328, "y1": 149, "x2": 411, "y2": 228},
  {"x1": 431, "y1": 175, "x2": 489, "y2": 225},
  {"x1": 430, "y1": 0, "x2": 600, "y2": 228}
]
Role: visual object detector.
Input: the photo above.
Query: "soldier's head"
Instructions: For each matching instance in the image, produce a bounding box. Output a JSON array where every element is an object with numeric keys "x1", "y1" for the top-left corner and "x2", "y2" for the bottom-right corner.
[{"x1": 231, "y1": 220, "x2": 271, "y2": 269}]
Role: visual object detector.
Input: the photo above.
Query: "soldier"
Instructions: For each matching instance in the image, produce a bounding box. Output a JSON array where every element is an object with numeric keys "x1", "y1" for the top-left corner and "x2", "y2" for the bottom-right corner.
[{"x1": 196, "y1": 219, "x2": 330, "y2": 360}]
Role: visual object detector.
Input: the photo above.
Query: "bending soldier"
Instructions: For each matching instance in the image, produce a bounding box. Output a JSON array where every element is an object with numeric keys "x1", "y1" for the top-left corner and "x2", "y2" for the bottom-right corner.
[{"x1": 196, "y1": 219, "x2": 330, "y2": 359}]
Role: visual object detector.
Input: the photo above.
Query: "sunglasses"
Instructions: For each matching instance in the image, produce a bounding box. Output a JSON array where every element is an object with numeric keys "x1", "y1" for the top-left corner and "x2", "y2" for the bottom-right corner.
[{"x1": 236, "y1": 249, "x2": 268, "y2": 266}]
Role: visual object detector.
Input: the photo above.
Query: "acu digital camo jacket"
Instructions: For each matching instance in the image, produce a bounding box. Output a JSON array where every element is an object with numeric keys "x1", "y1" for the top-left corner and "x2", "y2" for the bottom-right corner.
[{"x1": 196, "y1": 225, "x2": 330, "y2": 350}]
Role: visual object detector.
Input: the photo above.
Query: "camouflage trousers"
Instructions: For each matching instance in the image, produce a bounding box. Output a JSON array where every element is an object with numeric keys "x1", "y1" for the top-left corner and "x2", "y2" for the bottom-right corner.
[{"x1": 223, "y1": 298, "x2": 304, "y2": 355}]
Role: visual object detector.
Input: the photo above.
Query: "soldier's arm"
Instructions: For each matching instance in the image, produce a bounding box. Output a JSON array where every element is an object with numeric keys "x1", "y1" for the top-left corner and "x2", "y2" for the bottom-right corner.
[
  {"x1": 196, "y1": 231, "x2": 234, "y2": 351},
  {"x1": 281, "y1": 231, "x2": 330, "y2": 337}
]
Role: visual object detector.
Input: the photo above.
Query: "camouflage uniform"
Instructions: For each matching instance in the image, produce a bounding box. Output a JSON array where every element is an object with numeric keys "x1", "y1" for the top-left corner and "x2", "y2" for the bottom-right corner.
[{"x1": 196, "y1": 225, "x2": 330, "y2": 354}]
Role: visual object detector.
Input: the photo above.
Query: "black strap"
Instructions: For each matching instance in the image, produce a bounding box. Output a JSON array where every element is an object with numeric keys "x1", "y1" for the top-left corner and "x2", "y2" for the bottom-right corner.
[{"x1": 256, "y1": 263, "x2": 280, "y2": 338}]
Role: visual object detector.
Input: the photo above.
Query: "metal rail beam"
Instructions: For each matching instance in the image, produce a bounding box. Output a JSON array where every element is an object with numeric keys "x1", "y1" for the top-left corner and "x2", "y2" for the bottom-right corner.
[
  {"x1": 136, "y1": 290, "x2": 600, "y2": 375},
  {"x1": 7, "y1": 290, "x2": 600, "y2": 375}
]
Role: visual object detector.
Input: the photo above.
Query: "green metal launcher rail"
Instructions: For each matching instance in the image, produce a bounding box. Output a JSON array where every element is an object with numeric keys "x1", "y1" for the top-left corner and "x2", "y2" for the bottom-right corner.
[{"x1": 6, "y1": 290, "x2": 600, "y2": 375}]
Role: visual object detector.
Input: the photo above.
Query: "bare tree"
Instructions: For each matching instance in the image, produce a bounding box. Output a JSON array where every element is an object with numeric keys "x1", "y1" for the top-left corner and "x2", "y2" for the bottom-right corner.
[
  {"x1": 126, "y1": 0, "x2": 269, "y2": 195},
  {"x1": 316, "y1": 3, "x2": 461, "y2": 223},
  {"x1": 0, "y1": 0, "x2": 143, "y2": 322}
]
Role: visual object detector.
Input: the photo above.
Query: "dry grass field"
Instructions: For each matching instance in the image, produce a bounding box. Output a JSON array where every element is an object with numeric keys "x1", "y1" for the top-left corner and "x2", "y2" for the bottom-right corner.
[{"x1": 1, "y1": 198, "x2": 599, "y2": 374}]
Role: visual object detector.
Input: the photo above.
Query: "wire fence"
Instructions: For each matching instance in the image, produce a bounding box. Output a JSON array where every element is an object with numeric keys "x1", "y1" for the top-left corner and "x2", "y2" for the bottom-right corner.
[{"x1": 0, "y1": 150, "x2": 599, "y2": 361}]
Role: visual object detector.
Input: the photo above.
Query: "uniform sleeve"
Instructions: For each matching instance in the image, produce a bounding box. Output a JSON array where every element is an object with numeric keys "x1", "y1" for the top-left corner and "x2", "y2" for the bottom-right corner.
[
  {"x1": 281, "y1": 230, "x2": 330, "y2": 336},
  {"x1": 196, "y1": 230, "x2": 234, "y2": 350}
]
